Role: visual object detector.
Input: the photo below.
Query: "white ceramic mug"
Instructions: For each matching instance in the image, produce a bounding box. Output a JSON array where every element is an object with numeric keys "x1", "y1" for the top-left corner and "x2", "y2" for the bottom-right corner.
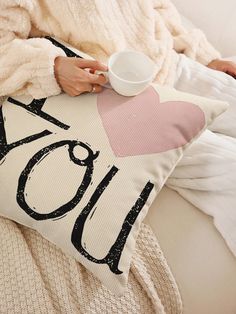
[{"x1": 106, "y1": 50, "x2": 156, "y2": 97}]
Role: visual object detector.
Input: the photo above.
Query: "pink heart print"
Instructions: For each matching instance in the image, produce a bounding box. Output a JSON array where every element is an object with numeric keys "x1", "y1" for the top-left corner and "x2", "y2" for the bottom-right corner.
[{"x1": 97, "y1": 86, "x2": 205, "y2": 157}]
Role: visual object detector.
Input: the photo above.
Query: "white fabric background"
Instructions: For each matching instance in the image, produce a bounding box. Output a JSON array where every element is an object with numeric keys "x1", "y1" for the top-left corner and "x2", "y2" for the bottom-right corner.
[{"x1": 173, "y1": 0, "x2": 236, "y2": 57}]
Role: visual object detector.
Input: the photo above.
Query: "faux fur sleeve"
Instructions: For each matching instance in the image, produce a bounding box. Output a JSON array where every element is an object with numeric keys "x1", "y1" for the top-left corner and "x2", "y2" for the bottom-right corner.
[
  {"x1": 0, "y1": 0, "x2": 65, "y2": 98},
  {"x1": 153, "y1": 0, "x2": 221, "y2": 65}
]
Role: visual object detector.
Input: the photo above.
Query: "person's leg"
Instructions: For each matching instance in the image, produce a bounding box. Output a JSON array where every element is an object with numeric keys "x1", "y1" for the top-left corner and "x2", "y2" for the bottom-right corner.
[
  {"x1": 174, "y1": 54, "x2": 236, "y2": 138},
  {"x1": 170, "y1": 55, "x2": 236, "y2": 255}
]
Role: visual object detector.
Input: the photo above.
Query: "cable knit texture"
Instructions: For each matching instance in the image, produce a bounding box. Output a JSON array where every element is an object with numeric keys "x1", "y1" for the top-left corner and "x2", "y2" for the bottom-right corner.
[
  {"x1": 0, "y1": 217, "x2": 182, "y2": 314},
  {"x1": 0, "y1": 0, "x2": 220, "y2": 98}
]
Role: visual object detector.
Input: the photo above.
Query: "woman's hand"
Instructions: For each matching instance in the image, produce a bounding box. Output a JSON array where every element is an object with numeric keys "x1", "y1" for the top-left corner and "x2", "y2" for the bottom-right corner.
[
  {"x1": 207, "y1": 59, "x2": 236, "y2": 79},
  {"x1": 54, "y1": 56, "x2": 108, "y2": 96}
]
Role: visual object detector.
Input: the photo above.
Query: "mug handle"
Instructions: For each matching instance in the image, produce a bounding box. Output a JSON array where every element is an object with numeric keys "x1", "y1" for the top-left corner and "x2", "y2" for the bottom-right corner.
[{"x1": 95, "y1": 70, "x2": 113, "y2": 89}]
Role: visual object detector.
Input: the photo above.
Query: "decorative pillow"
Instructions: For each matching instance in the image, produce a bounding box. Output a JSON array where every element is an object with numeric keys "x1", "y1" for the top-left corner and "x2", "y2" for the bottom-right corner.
[
  {"x1": 0, "y1": 41, "x2": 228, "y2": 295},
  {"x1": 0, "y1": 86, "x2": 227, "y2": 294}
]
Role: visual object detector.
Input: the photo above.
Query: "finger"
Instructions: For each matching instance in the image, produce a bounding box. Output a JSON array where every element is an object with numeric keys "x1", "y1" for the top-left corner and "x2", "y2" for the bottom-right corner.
[
  {"x1": 79, "y1": 83, "x2": 103, "y2": 93},
  {"x1": 226, "y1": 67, "x2": 236, "y2": 78},
  {"x1": 86, "y1": 72, "x2": 108, "y2": 85},
  {"x1": 75, "y1": 82, "x2": 93, "y2": 93},
  {"x1": 226, "y1": 71, "x2": 236, "y2": 79},
  {"x1": 64, "y1": 88, "x2": 81, "y2": 97},
  {"x1": 67, "y1": 82, "x2": 92, "y2": 95},
  {"x1": 75, "y1": 59, "x2": 108, "y2": 71},
  {"x1": 226, "y1": 62, "x2": 236, "y2": 75},
  {"x1": 230, "y1": 67, "x2": 236, "y2": 76},
  {"x1": 91, "y1": 84, "x2": 103, "y2": 93},
  {"x1": 64, "y1": 84, "x2": 103, "y2": 97},
  {"x1": 75, "y1": 65, "x2": 108, "y2": 85},
  {"x1": 78, "y1": 69, "x2": 107, "y2": 85}
]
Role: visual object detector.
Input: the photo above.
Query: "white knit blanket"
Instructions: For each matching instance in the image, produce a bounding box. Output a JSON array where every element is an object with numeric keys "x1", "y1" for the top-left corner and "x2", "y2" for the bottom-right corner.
[{"x1": 0, "y1": 217, "x2": 182, "y2": 314}]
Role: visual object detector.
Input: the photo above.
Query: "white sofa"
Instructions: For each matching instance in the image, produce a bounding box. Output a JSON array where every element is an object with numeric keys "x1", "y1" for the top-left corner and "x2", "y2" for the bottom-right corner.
[
  {"x1": 172, "y1": 0, "x2": 236, "y2": 57},
  {"x1": 145, "y1": 187, "x2": 236, "y2": 314}
]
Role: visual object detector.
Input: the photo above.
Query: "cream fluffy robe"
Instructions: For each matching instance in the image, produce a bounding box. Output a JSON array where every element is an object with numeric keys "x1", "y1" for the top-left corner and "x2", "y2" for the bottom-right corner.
[{"x1": 0, "y1": 0, "x2": 220, "y2": 99}]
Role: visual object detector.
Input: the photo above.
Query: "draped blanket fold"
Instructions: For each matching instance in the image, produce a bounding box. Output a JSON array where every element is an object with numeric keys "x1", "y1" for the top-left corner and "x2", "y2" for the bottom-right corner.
[{"x1": 0, "y1": 218, "x2": 182, "y2": 314}]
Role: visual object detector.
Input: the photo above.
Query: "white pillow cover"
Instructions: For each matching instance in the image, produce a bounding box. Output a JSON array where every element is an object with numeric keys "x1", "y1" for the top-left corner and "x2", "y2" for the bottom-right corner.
[{"x1": 0, "y1": 39, "x2": 228, "y2": 295}]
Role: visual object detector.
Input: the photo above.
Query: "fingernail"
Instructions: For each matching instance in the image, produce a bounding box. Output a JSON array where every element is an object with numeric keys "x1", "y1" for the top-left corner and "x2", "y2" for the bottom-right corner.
[
  {"x1": 102, "y1": 64, "x2": 108, "y2": 70},
  {"x1": 101, "y1": 74, "x2": 108, "y2": 83}
]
